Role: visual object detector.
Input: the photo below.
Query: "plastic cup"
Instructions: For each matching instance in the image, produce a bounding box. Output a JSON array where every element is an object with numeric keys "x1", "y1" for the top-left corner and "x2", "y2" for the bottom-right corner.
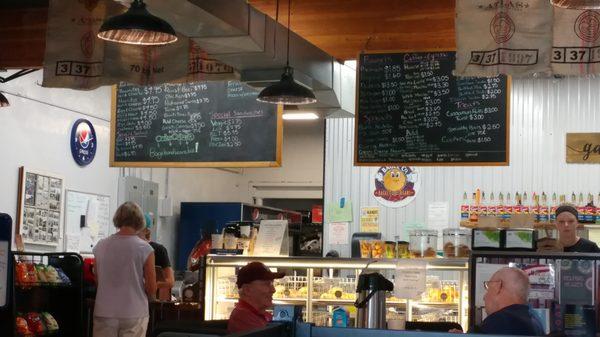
[
  {"x1": 388, "y1": 317, "x2": 406, "y2": 330},
  {"x1": 212, "y1": 234, "x2": 223, "y2": 249},
  {"x1": 359, "y1": 240, "x2": 372, "y2": 258}
]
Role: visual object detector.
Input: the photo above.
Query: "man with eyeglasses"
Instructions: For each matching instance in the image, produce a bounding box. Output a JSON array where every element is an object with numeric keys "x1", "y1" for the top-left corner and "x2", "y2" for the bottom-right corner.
[{"x1": 478, "y1": 267, "x2": 544, "y2": 335}]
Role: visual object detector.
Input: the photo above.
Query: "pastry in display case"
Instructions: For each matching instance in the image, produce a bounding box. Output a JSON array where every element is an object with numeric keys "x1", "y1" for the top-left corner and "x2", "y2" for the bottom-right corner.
[{"x1": 204, "y1": 255, "x2": 469, "y2": 328}]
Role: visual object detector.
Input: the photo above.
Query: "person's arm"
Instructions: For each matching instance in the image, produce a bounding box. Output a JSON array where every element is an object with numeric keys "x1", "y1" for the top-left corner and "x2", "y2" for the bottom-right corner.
[
  {"x1": 144, "y1": 252, "x2": 157, "y2": 301},
  {"x1": 157, "y1": 267, "x2": 174, "y2": 289},
  {"x1": 154, "y1": 244, "x2": 174, "y2": 289}
]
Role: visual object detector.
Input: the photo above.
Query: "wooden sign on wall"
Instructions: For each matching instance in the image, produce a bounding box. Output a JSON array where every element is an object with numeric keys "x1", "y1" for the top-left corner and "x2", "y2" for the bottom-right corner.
[{"x1": 566, "y1": 133, "x2": 600, "y2": 163}]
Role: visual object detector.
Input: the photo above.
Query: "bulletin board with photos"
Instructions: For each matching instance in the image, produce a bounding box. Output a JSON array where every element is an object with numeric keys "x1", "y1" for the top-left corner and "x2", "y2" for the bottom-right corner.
[{"x1": 17, "y1": 167, "x2": 64, "y2": 247}]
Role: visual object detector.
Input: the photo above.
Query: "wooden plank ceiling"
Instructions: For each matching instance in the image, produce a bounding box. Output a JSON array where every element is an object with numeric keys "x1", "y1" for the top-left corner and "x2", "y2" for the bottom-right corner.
[
  {"x1": 248, "y1": 0, "x2": 456, "y2": 61},
  {"x1": 0, "y1": 0, "x2": 456, "y2": 68}
]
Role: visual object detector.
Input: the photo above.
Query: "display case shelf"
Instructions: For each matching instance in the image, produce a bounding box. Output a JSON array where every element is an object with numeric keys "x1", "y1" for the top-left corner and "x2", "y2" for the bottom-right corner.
[
  {"x1": 206, "y1": 255, "x2": 469, "y2": 269},
  {"x1": 205, "y1": 255, "x2": 469, "y2": 328},
  {"x1": 411, "y1": 302, "x2": 458, "y2": 307},
  {"x1": 217, "y1": 297, "x2": 308, "y2": 305}
]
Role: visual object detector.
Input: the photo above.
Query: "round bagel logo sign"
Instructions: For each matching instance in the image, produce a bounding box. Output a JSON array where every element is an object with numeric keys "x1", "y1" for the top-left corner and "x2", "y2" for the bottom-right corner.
[{"x1": 372, "y1": 166, "x2": 420, "y2": 208}]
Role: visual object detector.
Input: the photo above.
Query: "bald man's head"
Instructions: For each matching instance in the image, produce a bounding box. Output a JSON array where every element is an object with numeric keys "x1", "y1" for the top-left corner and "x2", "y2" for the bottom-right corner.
[{"x1": 483, "y1": 267, "x2": 530, "y2": 315}]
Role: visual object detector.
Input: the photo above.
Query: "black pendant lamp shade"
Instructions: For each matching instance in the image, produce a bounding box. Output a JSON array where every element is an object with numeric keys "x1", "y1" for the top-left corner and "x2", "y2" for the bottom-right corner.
[
  {"x1": 257, "y1": 66, "x2": 317, "y2": 105},
  {"x1": 97, "y1": 0, "x2": 177, "y2": 46},
  {"x1": 550, "y1": 0, "x2": 600, "y2": 8},
  {"x1": 257, "y1": 0, "x2": 317, "y2": 105}
]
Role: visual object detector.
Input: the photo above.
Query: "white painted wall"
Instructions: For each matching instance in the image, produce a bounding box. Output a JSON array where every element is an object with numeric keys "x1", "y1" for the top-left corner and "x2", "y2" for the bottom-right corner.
[
  {"x1": 241, "y1": 119, "x2": 325, "y2": 201},
  {"x1": 0, "y1": 70, "x2": 117, "y2": 252},
  {"x1": 324, "y1": 76, "x2": 600, "y2": 257}
]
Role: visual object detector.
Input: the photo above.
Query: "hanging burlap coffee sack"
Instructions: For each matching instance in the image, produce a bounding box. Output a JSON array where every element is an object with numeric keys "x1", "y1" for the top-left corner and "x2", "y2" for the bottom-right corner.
[
  {"x1": 552, "y1": 8, "x2": 600, "y2": 75},
  {"x1": 183, "y1": 40, "x2": 240, "y2": 82},
  {"x1": 43, "y1": 1, "x2": 237, "y2": 89},
  {"x1": 42, "y1": 0, "x2": 120, "y2": 89},
  {"x1": 455, "y1": 0, "x2": 553, "y2": 77}
]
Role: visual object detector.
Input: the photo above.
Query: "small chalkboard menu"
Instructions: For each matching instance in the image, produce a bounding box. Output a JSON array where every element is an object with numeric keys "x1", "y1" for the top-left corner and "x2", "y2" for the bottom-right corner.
[
  {"x1": 110, "y1": 81, "x2": 282, "y2": 167},
  {"x1": 355, "y1": 51, "x2": 509, "y2": 166}
]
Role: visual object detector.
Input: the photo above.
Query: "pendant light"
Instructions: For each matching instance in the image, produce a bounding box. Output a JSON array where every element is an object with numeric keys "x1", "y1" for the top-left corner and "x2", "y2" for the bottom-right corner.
[
  {"x1": 97, "y1": 0, "x2": 177, "y2": 46},
  {"x1": 257, "y1": 0, "x2": 317, "y2": 105},
  {"x1": 0, "y1": 92, "x2": 9, "y2": 107},
  {"x1": 550, "y1": 0, "x2": 600, "y2": 9}
]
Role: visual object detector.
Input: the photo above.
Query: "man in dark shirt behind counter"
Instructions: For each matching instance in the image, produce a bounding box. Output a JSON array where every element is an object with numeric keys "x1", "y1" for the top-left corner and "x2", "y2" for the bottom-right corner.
[
  {"x1": 555, "y1": 204, "x2": 600, "y2": 252},
  {"x1": 478, "y1": 267, "x2": 544, "y2": 335},
  {"x1": 227, "y1": 262, "x2": 285, "y2": 334}
]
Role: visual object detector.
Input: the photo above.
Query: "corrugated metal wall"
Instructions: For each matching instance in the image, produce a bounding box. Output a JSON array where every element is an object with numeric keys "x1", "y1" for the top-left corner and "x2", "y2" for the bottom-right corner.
[{"x1": 324, "y1": 77, "x2": 600, "y2": 256}]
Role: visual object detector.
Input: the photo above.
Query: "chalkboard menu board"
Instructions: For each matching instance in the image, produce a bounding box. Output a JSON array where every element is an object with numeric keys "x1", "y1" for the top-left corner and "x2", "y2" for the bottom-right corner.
[
  {"x1": 110, "y1": 81, "x2": 282, "y2": 167},
  {"x1": 355, "y1": 51, "x2": 509, "y2": 166}
]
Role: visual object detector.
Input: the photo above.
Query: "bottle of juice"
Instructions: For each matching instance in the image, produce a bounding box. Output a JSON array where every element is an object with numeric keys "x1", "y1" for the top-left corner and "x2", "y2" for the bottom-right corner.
[
  {"x1": 585, "y1": 193, "x2": 594, "y2": 223},
  {"x1": 577, "y1": 192, "x2": 585, "y2": 222},
  {"x1": 480, "y1": 191, "x2": 488, "y2": 217},
  {"x1": 539, "y1": 192, "x2": 549, "y2": 223},
  {"x1": 514, "y1": 192, "x2": 522, "y2": 216},
  {"x1": 469, "y1": 191, "x2": 480, "y2": 222},
  {"x1": 498, "y1": 192, "x2": 506, "y2": 221},
  {"x1": 460, "y1": 192, "x2": 469, "y2": 221},
  {"x1": 505, "y1": 193, "x2": 513, "y2": 220},
  {"x1": 532, "y1": 193, "x2": 540, "y2": 222},
  {"x1": 522, "y1": 192, "x2": 530, "y2": 215},
  {"x1": 550, "y1": 193, "x2": 558, "y2": 222},
  {"x1": 489, "y1": 192, "x2": 497, "y2": 219}
]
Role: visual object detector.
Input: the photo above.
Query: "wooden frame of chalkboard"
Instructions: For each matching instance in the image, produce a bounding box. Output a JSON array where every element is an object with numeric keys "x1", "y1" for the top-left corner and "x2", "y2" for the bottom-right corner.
[
  {"x1": 109, "y1": 83, "x2": 283, "y2": 168},
  {"x1": 354, "y1": 50, "x2": 511, "y2": 167}
]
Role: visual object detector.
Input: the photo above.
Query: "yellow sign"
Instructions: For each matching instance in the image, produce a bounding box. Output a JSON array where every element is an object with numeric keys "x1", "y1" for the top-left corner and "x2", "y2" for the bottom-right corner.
[
  {"x1": 360, "y1": 207, "x2": 379, "y2": 232},
  {"x1": 566, "y1": 133, "x2": 600, "y2": 163}
]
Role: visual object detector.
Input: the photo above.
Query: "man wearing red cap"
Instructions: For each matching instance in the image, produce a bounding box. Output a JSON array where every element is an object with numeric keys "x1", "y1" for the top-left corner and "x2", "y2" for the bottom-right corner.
[{"x1": 227, "y1": 262, "x2": 285, "y2": 333}]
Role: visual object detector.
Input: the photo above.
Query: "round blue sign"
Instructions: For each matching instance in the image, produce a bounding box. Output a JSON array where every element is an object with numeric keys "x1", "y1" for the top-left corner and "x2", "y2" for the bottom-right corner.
[{"x1": 70, "y1": 119, "x2": 97, "y2": 166}]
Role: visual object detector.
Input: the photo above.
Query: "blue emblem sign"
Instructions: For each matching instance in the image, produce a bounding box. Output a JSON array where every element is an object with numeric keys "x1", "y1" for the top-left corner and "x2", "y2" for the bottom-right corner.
[{"x1": 70, "y1": 119, "x2": 97, "y2": 166}]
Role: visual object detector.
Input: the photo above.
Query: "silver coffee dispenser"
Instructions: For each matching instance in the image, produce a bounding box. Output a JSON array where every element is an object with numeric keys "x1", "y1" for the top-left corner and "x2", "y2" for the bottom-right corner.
[{"x1": 354, "y1": 272, "x2": 394, "y2": 329}]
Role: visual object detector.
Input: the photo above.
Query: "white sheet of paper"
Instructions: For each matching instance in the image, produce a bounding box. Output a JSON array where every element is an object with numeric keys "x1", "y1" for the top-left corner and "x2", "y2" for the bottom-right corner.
[
  {"x1": 253, "y1": 220, "x2": 288, "y2": 256},
  {"x1": 427, "y1": 201, "x2": 449, "y2": 231},
  {"x1": 475, "y1": 263, "x2": 506, "y2": 307},
  {"x1": 66, "y1": 234, "x2": 81, "y2": 253},
  {"x1": 329, "y1": 222, "x2": 349, "y2": 245},
  {"x1": 394, "y1": 260, "x2": 427, "y2": 299}
]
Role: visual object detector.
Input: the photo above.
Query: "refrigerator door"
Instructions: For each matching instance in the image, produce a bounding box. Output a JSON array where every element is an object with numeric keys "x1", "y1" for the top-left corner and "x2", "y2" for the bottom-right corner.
[{"x1": 177, "y1": 203, "x2": 243, "y2": 270}]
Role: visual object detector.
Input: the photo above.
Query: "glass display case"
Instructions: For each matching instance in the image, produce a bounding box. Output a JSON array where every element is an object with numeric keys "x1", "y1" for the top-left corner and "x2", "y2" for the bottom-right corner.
[
  {"x1": 204, "y1": 255, "x2": 469, "y2": 328},
  {"x1": 469, "y1": 251, "x2": 600, "y2": 336}
]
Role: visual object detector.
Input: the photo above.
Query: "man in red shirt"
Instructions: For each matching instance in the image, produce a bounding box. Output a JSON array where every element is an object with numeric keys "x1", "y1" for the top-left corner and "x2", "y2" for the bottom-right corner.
[{"x1": 227, "y1": 262, "x2": 285, "y2": 333}]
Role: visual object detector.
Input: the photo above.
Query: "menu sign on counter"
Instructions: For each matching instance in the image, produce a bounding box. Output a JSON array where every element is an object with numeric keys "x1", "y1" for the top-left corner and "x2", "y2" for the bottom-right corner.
[
  {"x1": 110, "y1": 81, "x2": 282, "y2": 168},
  {"x1": 355, "y1": 51, "x2": 510, "y2": 166}
]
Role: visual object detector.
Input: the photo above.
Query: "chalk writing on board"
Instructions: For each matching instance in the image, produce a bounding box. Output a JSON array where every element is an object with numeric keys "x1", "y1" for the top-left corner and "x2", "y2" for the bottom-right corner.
[
  {"x1": 356, "y1": 51, "x2": 509, "y2": 165},
  {"x1": 111, "y1": 81, "x2": 281, "y2": 167}
]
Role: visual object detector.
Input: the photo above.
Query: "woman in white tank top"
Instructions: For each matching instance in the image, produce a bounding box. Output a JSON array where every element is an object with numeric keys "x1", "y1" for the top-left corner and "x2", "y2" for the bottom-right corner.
[{"x1": 93, "y1": 202, "x2": 156, "y2": 337}]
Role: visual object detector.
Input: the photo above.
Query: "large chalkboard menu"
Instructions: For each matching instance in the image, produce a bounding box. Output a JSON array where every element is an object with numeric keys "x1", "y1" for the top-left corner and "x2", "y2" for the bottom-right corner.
[
  {"x1": 355, "y1": 51, "x2": 509, "y2": 166},
  {"x1": 110, "y1": 81, "x2": 282, "y2": 167}
]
